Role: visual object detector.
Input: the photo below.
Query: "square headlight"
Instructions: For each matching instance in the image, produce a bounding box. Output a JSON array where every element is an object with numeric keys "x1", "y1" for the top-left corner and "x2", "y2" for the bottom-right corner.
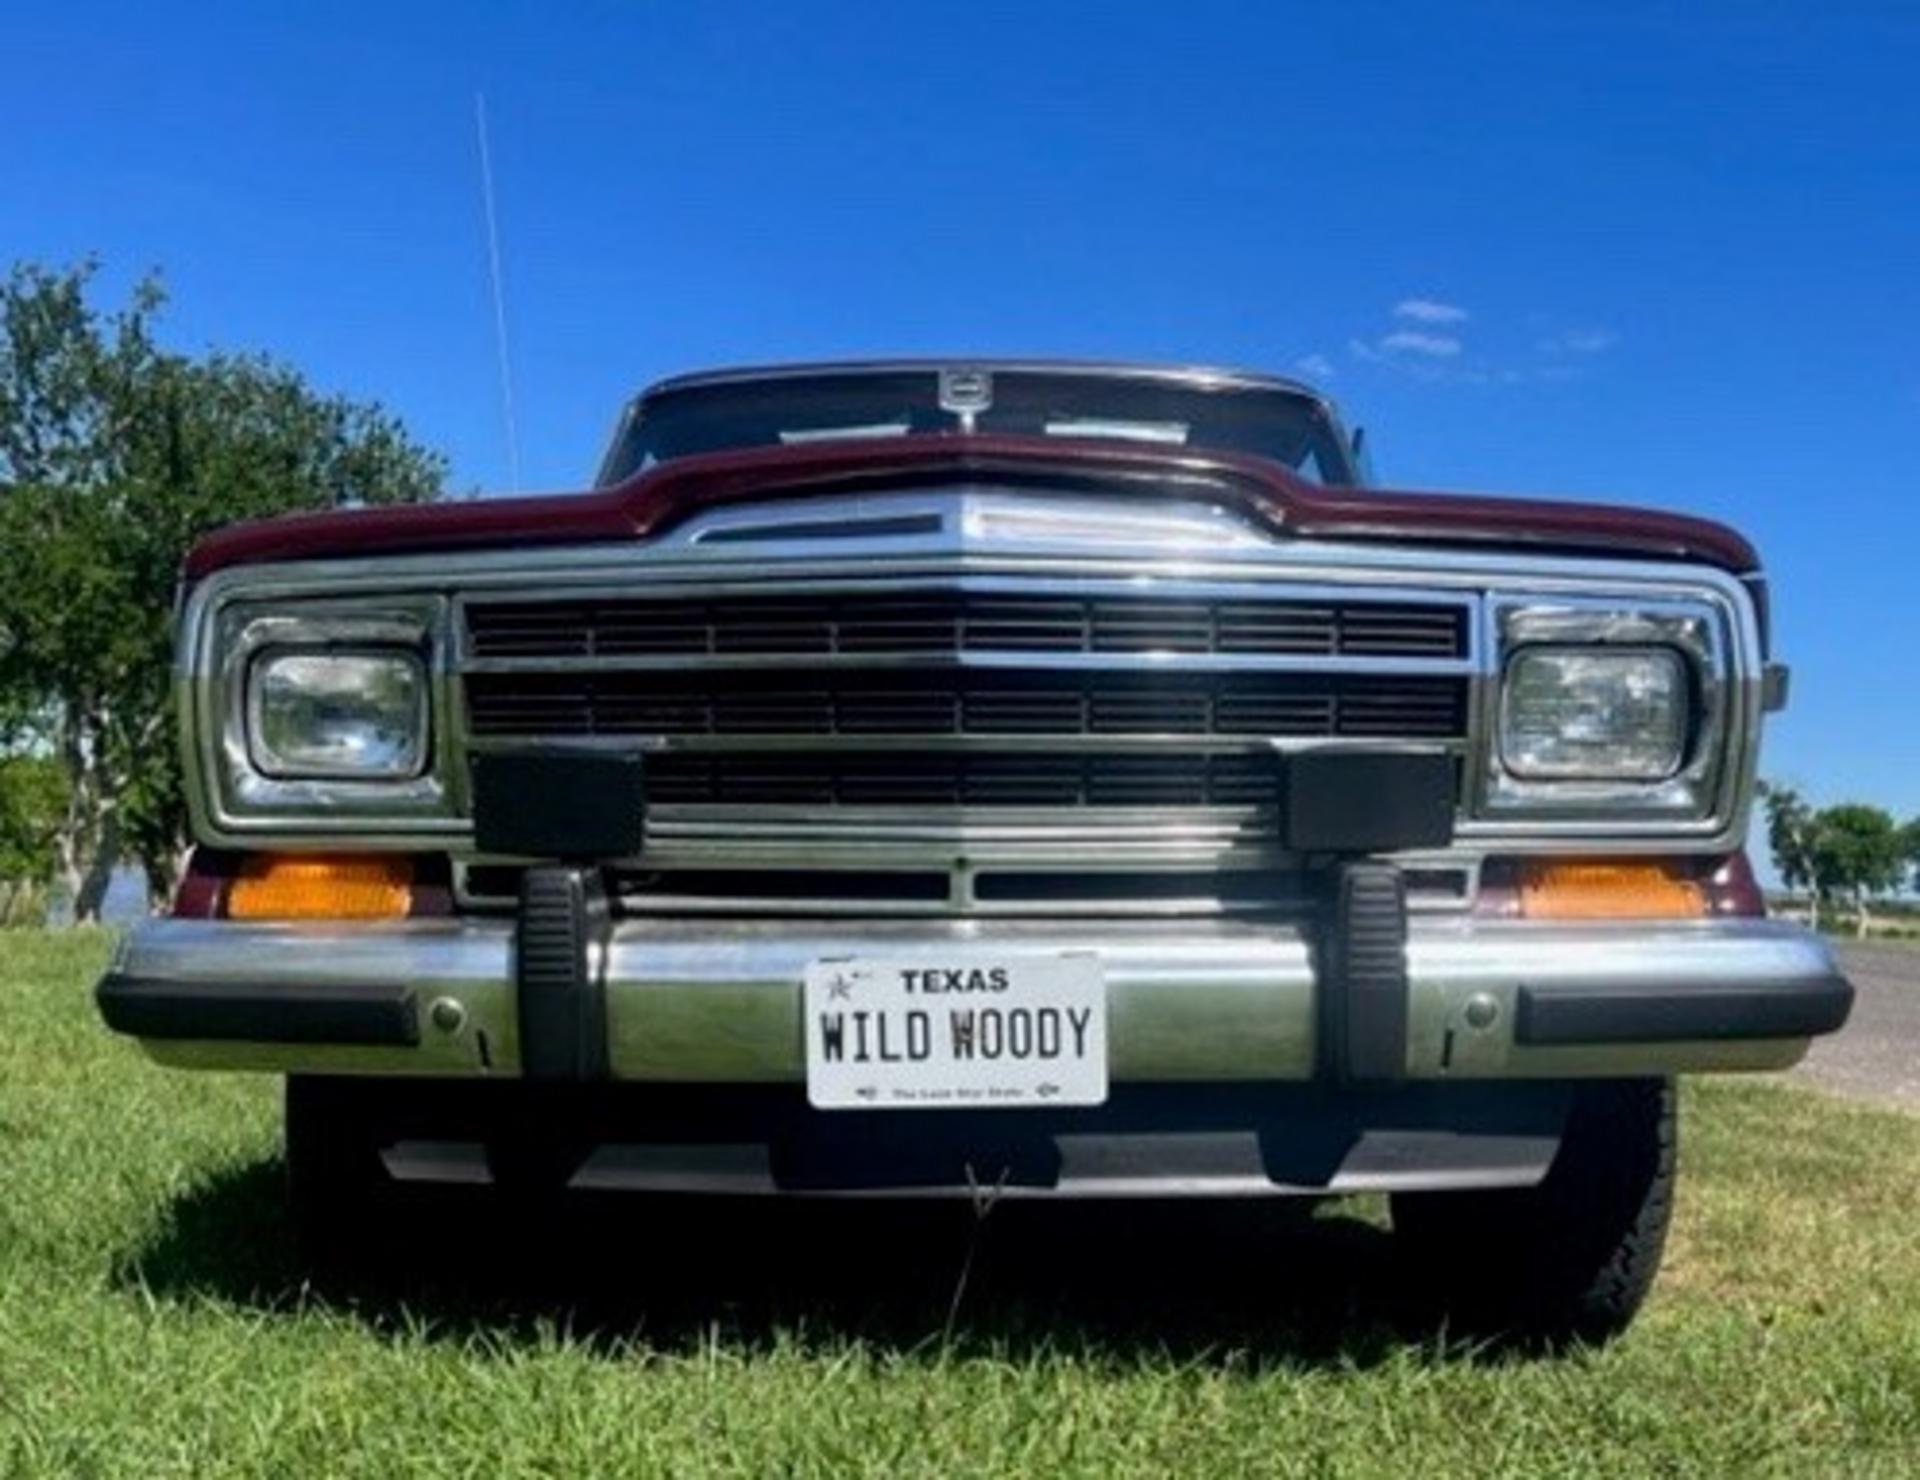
[
  {"x1": 247, "y1": 649, "x2": 429, "y2": 780},
  {"x1": 1499, "y1": 647, "x2": 1687, "y2": 781}
]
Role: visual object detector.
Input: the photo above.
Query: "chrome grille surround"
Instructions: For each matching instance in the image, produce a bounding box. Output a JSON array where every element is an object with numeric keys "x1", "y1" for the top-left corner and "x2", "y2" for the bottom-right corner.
[{"x1": 175, "y1": 487, "x2": 1766, "y2": 915}]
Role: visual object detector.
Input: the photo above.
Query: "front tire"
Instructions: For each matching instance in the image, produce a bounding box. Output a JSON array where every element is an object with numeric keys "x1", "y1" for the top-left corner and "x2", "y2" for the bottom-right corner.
[{"x1": 1391, "y1": 1077, "x2": 1677, "y2": 1344}]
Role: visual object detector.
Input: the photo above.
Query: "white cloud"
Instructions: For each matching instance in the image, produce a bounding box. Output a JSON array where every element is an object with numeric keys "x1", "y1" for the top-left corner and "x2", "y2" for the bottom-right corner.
[
  {"x1": 1379, "y1": 330, "x2": 1463, "y2": 358},
  {"x1": 1293, "y1": 353, "x2": 1335, "y2": 381},
  {"x1": 1563, "y1": 327, "x2": 1618, "y2": 354},
  {"x1": 1539, "y1": 326, "x2": 1618, "y2": 357},
  {"x1": 1393, "y1": 298, "x2": 1470, "y2": 325},
  {"x1": 1351, "y1": 305, "x2": 1617, "y2": 384}
]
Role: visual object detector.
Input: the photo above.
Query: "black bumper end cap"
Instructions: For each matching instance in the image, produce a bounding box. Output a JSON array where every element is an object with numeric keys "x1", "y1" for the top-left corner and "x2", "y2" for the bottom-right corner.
[
  {"x1": 95, "y1": 974, "x2": 420, "y2": 1047},
  {"x1": 1515, "y1": 975, "x2": 1855, "y2": 1047}
]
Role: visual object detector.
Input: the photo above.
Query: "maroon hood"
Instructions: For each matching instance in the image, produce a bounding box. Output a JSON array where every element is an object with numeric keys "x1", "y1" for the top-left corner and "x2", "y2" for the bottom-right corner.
[{"x1": 183, "y1": 435, "x2": 1759, "y2": 581}]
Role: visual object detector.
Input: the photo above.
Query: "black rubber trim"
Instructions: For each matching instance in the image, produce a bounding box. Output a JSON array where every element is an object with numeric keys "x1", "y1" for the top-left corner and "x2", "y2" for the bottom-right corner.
[
  {"x1": 1515, "y1": 976, "x2": 1855, "y2": 1046},
  {"x1": 1323, "y1": 861, "x2": 1410, "y2": 1081},
  {"x1": 96, "y1": 975, "x2": 419, "y2": 1046},
  {"x1": 516, "y1": 865, "x2": 611, "y2": 1081},
  {"x1": 472, "y1": 750, "x2": 645, "y2": 859},
  {"x1": 1284, "y1": 749, "x2": 1455, "y2": 853}
]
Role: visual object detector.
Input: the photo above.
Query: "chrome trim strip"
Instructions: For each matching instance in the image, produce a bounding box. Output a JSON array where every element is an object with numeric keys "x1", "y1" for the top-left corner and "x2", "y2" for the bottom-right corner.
[
  {"x1": 459, "y1": 734, "x2": 1468, "y2": 756},
  {"x1": 450, "y1": 851, "x2": 1480, "y2": 920},
  {"x1": 115, "y1": 915, "x2": 1836, "y2": 1081}
]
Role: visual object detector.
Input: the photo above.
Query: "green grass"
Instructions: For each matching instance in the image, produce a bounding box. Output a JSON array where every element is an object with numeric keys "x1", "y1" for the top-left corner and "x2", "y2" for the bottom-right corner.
[{"x1": 4, "y1": 930, "x2": 1919, "y2": 1476}]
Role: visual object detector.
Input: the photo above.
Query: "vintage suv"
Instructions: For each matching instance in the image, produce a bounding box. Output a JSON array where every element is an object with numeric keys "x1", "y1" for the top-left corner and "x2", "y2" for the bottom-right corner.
[{"x1": 98, "y1": 361, "x2": 1851, "y2": 1338}]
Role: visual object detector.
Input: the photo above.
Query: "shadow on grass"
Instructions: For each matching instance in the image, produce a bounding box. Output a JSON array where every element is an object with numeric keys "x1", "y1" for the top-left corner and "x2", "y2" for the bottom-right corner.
[{"x1": 111, "y1": 1155, "x2": 1520, "y2": 1369}]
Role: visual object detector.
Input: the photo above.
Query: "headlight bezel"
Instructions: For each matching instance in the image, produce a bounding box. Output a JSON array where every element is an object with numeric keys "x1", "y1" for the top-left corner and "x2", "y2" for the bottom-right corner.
[
  {"x1": 195, "y1": 594, "x2": 458, "y2": 834},
  {"x1": 1475, "y1": 595, "x2": 1732, "y2": 825},
  {"x1": 245, "y1": 645, "x2": 432, "y2": 782}
]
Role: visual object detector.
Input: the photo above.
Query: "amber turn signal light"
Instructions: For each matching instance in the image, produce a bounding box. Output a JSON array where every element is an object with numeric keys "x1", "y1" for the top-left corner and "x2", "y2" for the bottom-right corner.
[
  {"x1": 1516, "y1": 861, "x2": 1707, "y2": 920},
  {"x1": 226, "y1": 854, "x2": 415, "y2": 921}
]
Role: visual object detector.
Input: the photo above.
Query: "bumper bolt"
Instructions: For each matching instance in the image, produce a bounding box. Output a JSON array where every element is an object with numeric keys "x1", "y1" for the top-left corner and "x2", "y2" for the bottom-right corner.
[
  {"x1": 1463, "y1": 993, "x2": 1501, "y2": 1031},
  {"x1": 428, "y1": 996, "x2": 467, "y2": 1034}
]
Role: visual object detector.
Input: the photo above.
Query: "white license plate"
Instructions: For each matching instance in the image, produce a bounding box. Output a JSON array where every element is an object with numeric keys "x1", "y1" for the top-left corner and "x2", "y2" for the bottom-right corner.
[{"x1": 803, "y1": 956, "x2": 1108, "y2": 1111}]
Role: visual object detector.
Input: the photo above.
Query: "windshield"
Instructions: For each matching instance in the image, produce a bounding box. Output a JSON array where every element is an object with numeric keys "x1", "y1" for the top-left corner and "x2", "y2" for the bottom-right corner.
[{"x1": 598, "y1": 367, "x2": 1355, "y2": 487}]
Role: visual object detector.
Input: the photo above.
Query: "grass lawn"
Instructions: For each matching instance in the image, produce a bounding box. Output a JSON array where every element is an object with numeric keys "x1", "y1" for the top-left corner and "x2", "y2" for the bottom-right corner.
[{"x1": 3, "y1": 929, "x2": 1918, "y2": 1476}]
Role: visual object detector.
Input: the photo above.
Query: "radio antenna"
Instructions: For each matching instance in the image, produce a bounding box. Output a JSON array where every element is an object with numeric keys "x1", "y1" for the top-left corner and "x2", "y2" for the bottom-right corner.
[{"x1": 475, "y1": 92, "x2": 521, "y2": 493}]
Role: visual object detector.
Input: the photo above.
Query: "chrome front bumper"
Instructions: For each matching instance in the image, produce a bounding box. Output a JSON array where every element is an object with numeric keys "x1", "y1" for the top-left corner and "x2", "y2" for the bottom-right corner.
[{"x1": 100, "y1": 914, "x2": 1850, "y2": 1082}]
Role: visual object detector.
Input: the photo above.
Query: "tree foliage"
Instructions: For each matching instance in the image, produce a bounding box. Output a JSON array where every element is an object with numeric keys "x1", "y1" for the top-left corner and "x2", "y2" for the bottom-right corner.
[
  {"x1": 1817, "y1": 804, "x2": 1908, "y2": 937},
  {"x1": 1760, "y1": 782, "x2": 1916, "y2": 937},
  {"x1": 0, "y1": 752, "x2": 66, "y2": 924},
  {"x1": 0, "y1": 260, "x2": 445, "y2": 917},
  {"x1": 1758, "y1": 782, "x2": 1821, "y2": 899}
]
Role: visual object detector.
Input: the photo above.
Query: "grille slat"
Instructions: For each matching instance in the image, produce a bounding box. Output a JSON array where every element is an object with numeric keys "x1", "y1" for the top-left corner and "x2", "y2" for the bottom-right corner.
[
  {"x1": 464, "y1": 670, "x2": 1468, "y2": 742},
  {"x1": 640, "y1": 752, "x2": 1285, "y2": 810},
  {"x1": 466, "y1": 592, "x2": 1467, "y2": 663}
]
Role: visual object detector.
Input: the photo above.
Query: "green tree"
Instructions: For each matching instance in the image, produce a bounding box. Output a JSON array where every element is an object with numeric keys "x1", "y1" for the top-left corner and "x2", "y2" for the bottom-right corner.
[
  {"x1": 1758, "y1": 781, "x2": 1823, "y2": 922},
  {"x1": 1808, "y1": 803, "x2": 1907, "y2": 939},
  {"x1": 0, "y1": 752, "x2": 66, "y2": 924},
  {"x1": 0, "y1": 260, "x2": 445, "y2": 918}
]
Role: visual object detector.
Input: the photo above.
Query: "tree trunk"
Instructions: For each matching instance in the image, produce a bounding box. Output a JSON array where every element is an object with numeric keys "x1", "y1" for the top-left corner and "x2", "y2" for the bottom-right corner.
[
  {"x1": 143, "y1": 842, "x2": 190, "y2": 913},
  {"x1": 72, "y1": 807, "x2": 120, "y2": 924},
  {"x1": 1854, "y1": 886, "x2": 1871, "y2": 939},
  {"x1": 54, "y1": 825, "x2": 86, "y2": 922},
  {"x1": 53, "y1": 708, "x2": 94, "y2": 920},
  {"x1": 50, "y1": 705, "x2": 125, "y2": 925}
]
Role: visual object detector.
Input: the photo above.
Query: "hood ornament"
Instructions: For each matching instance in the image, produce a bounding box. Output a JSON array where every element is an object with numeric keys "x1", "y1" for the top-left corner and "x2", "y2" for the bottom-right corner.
[{"x1": 938, "y1": 366, "x2": 993, "y2": 432}]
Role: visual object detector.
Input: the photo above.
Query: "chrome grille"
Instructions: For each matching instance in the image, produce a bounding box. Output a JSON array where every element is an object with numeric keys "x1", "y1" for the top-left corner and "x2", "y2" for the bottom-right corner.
[{"x1": 455, "y1": 578, "x2": 1479, "y2": 913}]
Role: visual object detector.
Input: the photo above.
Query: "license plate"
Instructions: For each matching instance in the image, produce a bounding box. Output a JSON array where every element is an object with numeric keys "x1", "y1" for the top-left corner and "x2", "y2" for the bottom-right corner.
[{"x1": 802, "y1": 955, "x2": 1108, "y2": 1110}]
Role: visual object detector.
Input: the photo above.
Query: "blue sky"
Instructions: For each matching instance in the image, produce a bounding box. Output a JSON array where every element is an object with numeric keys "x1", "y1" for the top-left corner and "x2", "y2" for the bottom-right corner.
[{"x1": 5, "y1": 1, "x2": 1918, "y2": 823}]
